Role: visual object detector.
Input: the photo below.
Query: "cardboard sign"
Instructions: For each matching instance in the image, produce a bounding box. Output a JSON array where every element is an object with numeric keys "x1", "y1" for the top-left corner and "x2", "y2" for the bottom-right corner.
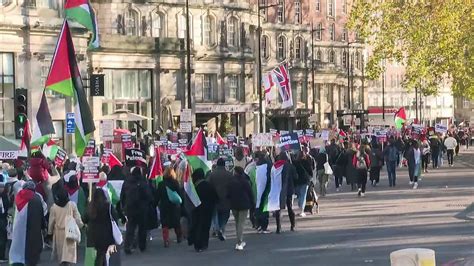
[
  {"x1": 305, "y1": 129, "x2": 315, "y2": 138},
  {"x1": 84, "y1": 139, "x2": 96, "y2": 156},
  {"x1": 82, "y1": 156, "x2": 100, "y2": 182},
  {"x1": 277, "y1": 133, "x2": 301, "y2": 152},
  {"x1": 0, "y1": 151, "x2": 18, "y2": 160},
  {"x1": 54, "y1": 148, "x2": 67, "y2": 167},
  {"x1": 100, "y1": 120, "x2": 114, "y2": 141},
  {"x1": 321, "y1": 130, "x2": 330, "y2": 141},
  {"x1": 207, "y1": 144, "x2": 220, "y2": 161},
  {"x1": 122, "y1": 134, "x2": 133, "y2": 149},
  {"x1": 435, "y1": 124, "x2": 448, "y2": 134},
  {"x1": 124, "y1": 148, "x2": 146, "y2": 167},
  {"x1": 252, "y1": 133, "x2": 274, "y2": 147}
]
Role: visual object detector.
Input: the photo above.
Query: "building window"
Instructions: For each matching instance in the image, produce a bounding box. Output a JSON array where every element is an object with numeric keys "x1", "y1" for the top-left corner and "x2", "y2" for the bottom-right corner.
[
  {"x1": 295, "y1": 37, "x2": 304, "y2": 60},
  {"x1": 152, "y1": 12, "x2": 165, "y2": 38},
  {"x1": 342, "y1": 28, "x2": 347, "y2": 41},
  {"x1": 228, "y1": 16, "x2": 239, "y2": 47},
  {"x1": 0, "y1": 53, "x2": 15, "y2": 138},
  {"x1": 329, "y1": 50, "x2": 335, "y2": 63},
  {"x1": 260, "y1": 0, "x2": 268, "y2": 21},
  {"x1": 203, "y1": 15, "x2": 216, "y2": 46},
  {"x1": 262, "y1": 35, "x2": 270, "y2": 59},
  {"x1": 277, "y1": 35, "x2": 287, "y2": 60},
  {"x1": 342, "y1": 51, "x2": 348, "y2": 68},
  {"x1": 316, "y1": 49, "x2": 322, "y2": 61},
  {"x1": 229, "y1": 75, "x2": 238, "y2": 100},
  {"x1": 329, "y1": 23, "x2": 335, "y2": 41},
  {"x1": 125, "y1": 9, "x2": 139, "y2": 36},
  {"x1": 343, "y1": 0, "x2": 347, "y2": 13},
  {"x1": 316, "y1": 23, "x2": 322, "y2": 40},
  {"x1": 295, "y1": 0, "x2": 301, "y2": 24},
  {"x1": 328, "y1": 0, "x2": 335, "y2": 17},
  {"x1": 277, "y1": 0, "x2": 284, "y2": 23},
  {"x1": 203, "y1": 74, "x2": 213, "y2": 101},
  {"x1": 35, "y1": 0, "x2": 55, "y2": 8},
  {"x1": 178, "y1": 13, "x2": 186, "y2": 38},
  {"x1": 315, "y1": 0, "x2": 320, "y2": 11},
  {"x1": 355, "y1": 51, "x2": 360, "y2": 69}
]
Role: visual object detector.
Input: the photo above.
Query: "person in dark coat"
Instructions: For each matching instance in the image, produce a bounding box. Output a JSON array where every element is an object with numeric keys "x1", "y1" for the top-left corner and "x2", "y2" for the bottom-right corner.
[
  {"x1": 108, "y1": 165, "x2": 126, "y2": 181},
  {"x1": 227, "y1": 167, "x2": 254, "y2": 250},
  {"x1": 120, "y1": 167, "x2": 153, "y2": 254},
  {"x1": 9, "y1": 181, "x2": 45, "y2": 266},
  {"x1": 333, "y1": 142, "x2": 348, "y2": 191},
  {"x1": 188, "y1": 168, "x2": 218, "y2": 252},
  {"x1": 84, "y1": 188, "x2": 119, "y2": 266},
  {"x1": 156, "y1": 167, "x2": 182, "y2": 247},
  {"x1": 345, "y1": 143, "x2": 358, "y2": 191},
  {"x1": 293, "y1": 151, "x2": 312, "y2": 216},
  {"x1": 369, "y1": 143, "x2": 384, "y2": 186},
  {"x1": 274, "y1": 152, "x2": 297, "y2": 233},
  {"x1": 406, "y1": 141, "x2": 422, "y2": 189},
  {"x1": 207, "y1": 158, "x2": 233, "y2": 241},
  {"x1": 0, "y1": 182, "x2": 11, "y2": 263}
]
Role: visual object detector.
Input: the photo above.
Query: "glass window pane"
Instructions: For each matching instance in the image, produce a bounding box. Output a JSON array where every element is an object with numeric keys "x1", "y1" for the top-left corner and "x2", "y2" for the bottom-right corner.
[
  {"x1": 2, "y1": 53, "x2": 13, "y2": 75},
  {"x1": 140, "y1": 70, "x2": 151, "y2": 99}
]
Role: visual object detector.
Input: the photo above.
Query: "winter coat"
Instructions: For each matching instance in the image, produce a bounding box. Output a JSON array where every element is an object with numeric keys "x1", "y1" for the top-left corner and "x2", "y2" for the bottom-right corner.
[
  {"x1": 227, "y1": 173, "x2": 254, "y2": 211},
  {"x1": 156, "y1": 178, "x2": 182, "y2": 229},
  {"x1": 370, "y1": 148, "x2": 384, "y2": 168},
  {"x1": 84, "y1": 203, "x2": 118, "y2": 251},
  {"x1": 48, "y1": 201, "x2": 83, "y2": 263},
  {"x1": 315, "y1": 153, "x2": 328, "y2": 171},
  {"x1": 207, "y1": 166, "x2": 233, "y2": 211},
  {"x1": 345, "y1": 149, "x2": 358, "y2": 184},
  {"x1": 120, "y1": 173, "x2": 153, "y2": 218},
  {"x1": 28, "y1": 157, "x2": 50, "y2": 183},
  {"x1": 293, "y1": 159, "x2": 312, "y2": 186}
]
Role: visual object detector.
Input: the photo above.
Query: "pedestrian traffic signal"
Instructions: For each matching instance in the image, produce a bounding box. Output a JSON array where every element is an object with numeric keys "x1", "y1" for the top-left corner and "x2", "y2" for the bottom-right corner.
[{"x1": 14, "y1": 88, "x2": 28, "y2": 139}]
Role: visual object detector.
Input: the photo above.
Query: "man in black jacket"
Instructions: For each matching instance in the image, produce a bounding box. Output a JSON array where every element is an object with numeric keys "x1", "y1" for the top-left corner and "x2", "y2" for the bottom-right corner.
[
  {"x1": 255, "y1": 151, "x2": 272, "y2": 234},
  {"x1": 274, "y1": 152, "x2": 297, "y2": 233}
]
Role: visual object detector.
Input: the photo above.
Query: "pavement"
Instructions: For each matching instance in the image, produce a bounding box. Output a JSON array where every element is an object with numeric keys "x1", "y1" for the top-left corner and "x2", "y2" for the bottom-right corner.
[{"x1": 38, "y1": 149, "x2": 474, "y2": 266}]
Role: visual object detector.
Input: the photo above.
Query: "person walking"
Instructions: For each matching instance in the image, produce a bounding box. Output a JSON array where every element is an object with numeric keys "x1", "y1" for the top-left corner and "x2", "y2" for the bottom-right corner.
[
  {"x1": 353, "y1": 145, "x2": 370, "y2": 197},
  {"x1": 208, "y1": 158, "x2": 233, "y2": 241},
  {"x1": 444, "y1": 134, "x2": 458, "y2": 167},
  {"x1": 369, "y1": 143, "x2": 383, "y2": 187},
  {"x1": 0, "y1": 182, "x2": 11, "y2": 264},
  {"x1": 293, "y1": 151, "x2": 312, "y2": 217},
  {"x1": 85, "y1": 188, "x2": 119, "y2": 266},
  {"x1": 188, "y1": 169, "x2": 218, "y2": 252},
  {"x1": 121, "y1": 167, "x2": 153, "y2": 254},
  {"x1": 233, "y1": 147, "x2": 249, "y2": 170},
  {"x1": 333, "y1": 143, "x2": 346, "y2": 191},
  {"x1": 345, "y1": 143, "x2": 358, "y2": 191},
  {"x1": 48, "y1": 188, "x2": 84, "y2": 265},
  {"x1": 406, "y1": 141, "x2": 422, "y2": 189},
  {"x1": 156, "y1": 167, "x2": 183, "y2": 247},
  {"x1": 315, "y1": 147, "x2": 329, "y2": 197},
  {"x1": 254, "y1": 151, "x2": 272, "y2": 234},
  {"x1": 227, "y1": 167, "x2": 254, "y2": 251},
  {"x1": 430, "y1": 136, "x2": 441, "y2": 168},
  {"x1": 384, "y1": 139, "x2": 399, "y2": 187},
  {"x1": 421, "y1": 139, "x2": 431, "y2": 173}
]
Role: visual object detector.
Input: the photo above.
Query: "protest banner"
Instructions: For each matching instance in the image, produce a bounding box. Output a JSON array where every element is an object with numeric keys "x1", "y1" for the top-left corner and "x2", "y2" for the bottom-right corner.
[
  {"x1": 277, "y1": 133, "x2": 301, "y2": 152},
  {"x1": 252, "y1": 133, "x2": 274, "y2": 147},
  {"x1": 321, "y1": 130, "x2": 330, "y2": 141},
  {"x1": 166, "y1": 142, "x2": 179, "y2": 155},
  {"x1": 207, "y1": 143, "x2": 220, "y2": 161},
  {"x1": 82, "y1": 156, "x2": 100, "y2": 182},
  {"x1": 435, "y1": 124, "x2": 448, "y2": 134},
  {"x1": 54, "y1": 148, "x2": 67, "y2": 167},
  {"x1": 84, "y1": 139, "x2": 96, "y2": 156},
  {"x1": 124, "y1": 148, "x2": 146, "y2": 167}
]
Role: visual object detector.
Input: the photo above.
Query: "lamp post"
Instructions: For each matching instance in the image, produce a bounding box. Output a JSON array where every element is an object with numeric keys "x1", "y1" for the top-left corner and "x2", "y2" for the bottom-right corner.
[
  {"x1": 257, "y1": 1, "x2": 280, "y2": 133},
  {"x1": 185, "y1": 0, "x2": 192, "y2": 111},
  {"x1": 310, "y1": 23, "x2": 324, "y2": 117},
  {"x1": 346, "y1": 41, "x2": 357, "y2": 110}
]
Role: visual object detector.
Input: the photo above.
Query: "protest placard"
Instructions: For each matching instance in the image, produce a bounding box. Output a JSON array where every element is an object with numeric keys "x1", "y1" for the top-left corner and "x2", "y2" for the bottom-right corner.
[
  {"x1": 305, "y1": 129, "x2": 315, "y2": 138},
  {"x1": 54, "y1": 148, "x2": 67, "y2": 167},
  {"x1": 269, "y1": 129, "x2": 278, "y2": 136},
  {"x1": 227, "y1": 134, "x2": 237, "y2": 147},
  {"x1": 124, "y1": 148, "x2": 146, "y2": 167},
  {"x1": 166, "y1": 142, "x2": 179, "y2": 155},
  {"x1": 252, "y1": 133, "x2": 274, "y2": 147},
  {"x1": 82, "y1": 156, "x2": 100, "y2": 182},
  {"x1": 435, "y1": 124, "x2": 448, "y2": 134},
  {"x1": 277, "y1": 133, "x2": 301, "y2": 152},
  {"x1": 321, "y1": 130, "x2": 330, "y2": 141},
  {"x1": 219, "y1": 146, "x2": 234, "y2": 157},
  {"x1": 207, "y1": 144, "x2": 220, "y2": 161},
  {"x1": 84, "y1": 139, "x2": 96, "y2": 156}
]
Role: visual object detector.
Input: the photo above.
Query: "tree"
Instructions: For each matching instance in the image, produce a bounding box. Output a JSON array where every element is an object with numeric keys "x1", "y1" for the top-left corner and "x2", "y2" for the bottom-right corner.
[{"x1": 348, "y1": 0, "x2": 474, "y2": 98}]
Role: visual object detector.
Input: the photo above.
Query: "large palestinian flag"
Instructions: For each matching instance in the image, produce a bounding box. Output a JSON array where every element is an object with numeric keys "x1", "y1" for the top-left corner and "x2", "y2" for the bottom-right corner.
[
  {"x1": 182, "y1": 163, "x2": 201, "y2": 207},
  {"x1": 45, "y1": 21, "x2": 95, "y2": 156},
  {"x1": 267, "y1": 160, "x2": 285, "y2": 212},
  {"x1": 148, "y1": 147, "x2": 164, "y2": 187},
  {"x1": 65, "y1": 0, "x2": 99, "y2": 48},
  {"x1": 394, "y1": 107, "x2": 407, "y2": 130},
  {"x1": 31, "y1": 91, "x2": 55, "y2": 146},
  {"x1": 9, "y1": 189, "x2": 43, "y2": 265},
  {"x1": 255, "y1": 163, "x2": 270, "y2": 212},
  {"x1": 185, "y1": 129, "x2": 211, "y2": 173}
]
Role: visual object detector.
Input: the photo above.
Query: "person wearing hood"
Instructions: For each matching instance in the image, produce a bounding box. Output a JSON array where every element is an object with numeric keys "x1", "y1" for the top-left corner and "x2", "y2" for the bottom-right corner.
[
  {"x1": 27, "y1": 151, "x2": 51, "y2": 184},
  {"x1": 97, "y1": 170, "x2": 119, "y2": 207},
  {"x1": 188, "y1": 168, "x2": 218, "y2": 252},
  {"x1": 48, "y1": 187, "x2": 83, "y2": 265},
  {"x1": 315, "y1": 147, "x2": 329, "y2": 197},
  {"x1": 64, "y1": 172, "x2": 87, "y2": 219},
  {"x1": 9, "y1": 181, "x2": 46, "y2": 266}
]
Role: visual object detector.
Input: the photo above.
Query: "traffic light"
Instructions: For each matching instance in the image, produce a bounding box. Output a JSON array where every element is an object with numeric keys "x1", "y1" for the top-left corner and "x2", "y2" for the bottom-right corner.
[{"x1": 14, "y1": 88, "x2": 28, "y2": 139}]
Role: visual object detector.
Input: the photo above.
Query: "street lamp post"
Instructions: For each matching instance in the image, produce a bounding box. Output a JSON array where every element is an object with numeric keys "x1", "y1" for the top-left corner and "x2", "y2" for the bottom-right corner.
[
  {"x1": 346, "y1": 41, "x2": 357, "y2": 110},
  {"x1": 185, "y1": 0, "x2": 192, "y2": 111}
]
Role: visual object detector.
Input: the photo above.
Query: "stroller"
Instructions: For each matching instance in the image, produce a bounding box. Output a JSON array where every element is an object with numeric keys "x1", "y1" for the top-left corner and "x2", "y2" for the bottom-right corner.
[{"x1": 304, "y1": 181, "x2": 319, "y2": 214}]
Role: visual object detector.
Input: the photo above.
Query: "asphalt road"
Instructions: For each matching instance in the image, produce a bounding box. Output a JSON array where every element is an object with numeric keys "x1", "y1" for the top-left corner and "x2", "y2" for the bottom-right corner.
[{"x1": 39, "y1": 150, "x2": 474, "y2": 266}]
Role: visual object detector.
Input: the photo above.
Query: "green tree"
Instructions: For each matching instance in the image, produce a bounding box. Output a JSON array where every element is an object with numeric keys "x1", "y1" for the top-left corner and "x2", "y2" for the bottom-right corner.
[{"x1": 349, "y1": 0, "x2": 474, "y2": 98}]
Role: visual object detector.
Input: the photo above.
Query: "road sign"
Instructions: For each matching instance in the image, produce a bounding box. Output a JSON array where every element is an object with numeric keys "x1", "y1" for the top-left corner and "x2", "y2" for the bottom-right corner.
[{"x1": 66, "y1": 113, "x2": 75, "y2": 134}]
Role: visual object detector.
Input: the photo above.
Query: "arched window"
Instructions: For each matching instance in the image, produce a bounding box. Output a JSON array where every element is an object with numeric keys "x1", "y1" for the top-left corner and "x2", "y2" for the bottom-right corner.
[
  {"x1": 152, "y1": 12, "x2": 165, "y2": 38},
  {"x1": 295, "y1": 37, "x2": 304, "y2": 60},
  {"x1": 125, "y1": 9, "x2": 139, "y2": 36},
  {"x1": 203, "y1": 15, "x2": 216, "y2": 46},
  {"x1": 329, "y1": 49, "x2": 335, "y2": 63},
  {"x1": 277, "y1": 35, "x2": 287, "y2": 60},
  {"x1": 277, "y1": 0, "x2": 285, "y2": 23},
  {"x1": 227, "y1": 16, "x2": 239, "y2": 47},
  {"x1": 329, "y1": 23, "x2": 335, "y2": 41},
  {"x1": 262, "y1": 35, "x2": 270, "y2": 59},
  {"x1": 178, "y1": 13, "x2": 186, "y2": 38},
  {"x1": 316, "y1": 49, "x2": 322, "y2": 61}
]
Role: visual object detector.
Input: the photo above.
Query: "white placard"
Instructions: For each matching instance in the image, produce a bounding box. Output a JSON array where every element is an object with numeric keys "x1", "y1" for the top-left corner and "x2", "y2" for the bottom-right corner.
[
  {"x1": 180, "y1": 122, "x2": 192, "y2": 133},
  {"x1": 252, "y1": 133, "x2": 274, "y2": 147},
  {"x1": 180, "y1": 109, "x2": 192, "y2": 122},
  {"x1": 321, "y1": 130, "x2": 330, "y2": 141},
  {"x1": 100, "y1": 120, "x2": 114, "y2": 141},
  {"x1": 0, "y1": 151, "x2": 18, "y2": 160},
  {"x1": 435, "y1": 124, "x2": 448, "y2": 134}
]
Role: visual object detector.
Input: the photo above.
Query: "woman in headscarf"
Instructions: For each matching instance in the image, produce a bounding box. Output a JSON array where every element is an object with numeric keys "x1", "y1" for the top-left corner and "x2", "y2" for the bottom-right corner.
[
  {"x1": 233, "y1": 147, "x2": 248, "y2": 170},
  {"x1": 315, "y1": 147, "x2": 329, "y2": 197},
  {"x1": 63, "y1": 172, "x2": 87, "y2": 219},
  {"x1": 48, "y1": 187, "x2": 83, "y2": 265}
]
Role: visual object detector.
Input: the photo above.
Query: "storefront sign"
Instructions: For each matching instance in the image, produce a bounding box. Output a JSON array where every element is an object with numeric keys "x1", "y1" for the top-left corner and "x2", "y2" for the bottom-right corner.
[
  {"x1": 252, "y1": 133, "x2": 274, "y2": 147},
  {"x1": 277, "y1": 133, "x2": 301, "y2": 152},
  {"x1": 82, "y1": 156, "x2": 100, "y2": 182},
  {"x1": 90, "y1": 74, "x2": 105, "y2": 97},
  {"x1": 0, "y1": 151, "x2": 18, "y2": 160},
  {"x1": 124, "y1": 148, "x2": 146, "y2": 167}
]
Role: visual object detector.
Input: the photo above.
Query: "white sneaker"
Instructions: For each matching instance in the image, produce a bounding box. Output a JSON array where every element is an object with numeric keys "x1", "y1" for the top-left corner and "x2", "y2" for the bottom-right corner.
[
  {"x1": 241, "y1": 242, "x2": 246, "y2": 248},
  {"x1": 299, "y1": 213, "x2": 306, "y2": 217},
  {"x1": 235, "y1": 243, "x2": 244, "y2": 251},
  {"x1": 361, "y1": 193, "x2": 365, "y2": 197},
  {"x1": 409, "y1": 181, "x2": 414, "y2": 185},
  {"x1": 413, "y1": 183, "x2": 418, "y2": 189}
]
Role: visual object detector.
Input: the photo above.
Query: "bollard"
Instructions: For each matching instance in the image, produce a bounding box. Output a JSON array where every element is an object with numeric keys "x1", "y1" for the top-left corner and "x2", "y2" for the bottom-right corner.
[{"x1": 390, "y1": 248, "x2": 436, "y2": 266}]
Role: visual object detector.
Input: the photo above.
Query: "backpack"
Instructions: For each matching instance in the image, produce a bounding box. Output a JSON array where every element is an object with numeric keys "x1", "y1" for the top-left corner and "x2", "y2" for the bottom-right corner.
[{"x1": 356, "y1": 154, "x2": 367, "y2": 170}]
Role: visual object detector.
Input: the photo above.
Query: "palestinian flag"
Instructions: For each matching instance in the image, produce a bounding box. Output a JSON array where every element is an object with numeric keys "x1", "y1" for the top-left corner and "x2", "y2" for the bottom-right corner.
[
  {"x1": 183, "y1": 163, "x2": 201, "y2": 207},
  {"x1": 394, "y1": 107, "x2": 407, "y2": 130},
  {"x1": 65, "y1": 0, "x2": 99, "y2": 48},
  {"x1": 9, "y1": 189, "x2": 42, "y2": 265},
  {"x1": 255, "y1": 163, "x2": 270, "y2": 212},
  {"x1": 185, "y1": 129, "x2": 211, "y2": 173},
  {"x1": 18, "y1": 119, "x2": 31, "y2": 158},
  {"x1": 215, "y1": 131, "x2": 227, "y2": 145},
  {"x1": 267, "y1": 160, "x2": 285, "y2": 212},
  {"x1": 244, "y1": 162, "x2": 257, "y2": 208},
  {"x1": 148, "y1": 147, "x2": 164, "y2": 187},
  {"x1": 65, "y1": 185, "x2": 87, "y2": 218},
  {"x1": 45, "y1": 21, "x2": 95, "y2": 156},
  {"x1": 42, "y1": 139, "x2": 59, "y2": 160},
  {"x1": 97, "y1": 181, "x2": 119, "y2": 206},
  {"x1": 31, "y1": 91, "x2": 55, "y2": 146}
]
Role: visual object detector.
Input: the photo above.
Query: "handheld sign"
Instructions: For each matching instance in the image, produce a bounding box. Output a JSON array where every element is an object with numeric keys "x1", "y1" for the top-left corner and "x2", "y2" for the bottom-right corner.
[
  {"x1": 54, "y1": 148, "x2": 67, "y2": 167},
  {"x1": 252, "y1": 133, "x2": 274, "y2": 147},
  {"x1": 84, "y1": 139, "x2": 96, "y2": 156},
  {"x1": 82, "y1": 156, "x2": 100, "y2": 182},
  {"x1": 124, "y1": 148, "x2": 146, "y2": 167},
  {"x1": 207, "y1": 144, "x2": 220, "y2": 161},
  {"x1": 277, "y1": 133, "x2": 301, "y2": 152},
  {"x1": 435, "y1": 124, "x2": 448, "y2": 134}
]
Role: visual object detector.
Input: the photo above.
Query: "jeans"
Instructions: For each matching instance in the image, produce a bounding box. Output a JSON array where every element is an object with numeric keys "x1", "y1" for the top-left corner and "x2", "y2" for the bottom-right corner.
[
  {"x1": 386, "y1": 161, "x2": 397, "y2": 187},
  {"x1": 422, "y1": 154, "x2": 430, "y2": 171},
  {"x1": 256, "y1": 208, "x2": 269, "y2": 231},
  {"x1": 232, "y1": 209, "x2": 248, "y2": 244},
  {"x1": 274, "y1": 196, "x2": 295, "y2": 232},
  {"x1": 357, "y1": 169, "x2": 368, "y2": 193},
  {"x1": 295, "y1": 184, "x2": 309, "y2": 210},
  {"x1": 212, "y1": 209, "x2": 230, "y2": 235},
  {"x1": 409, "y1": 163, "x2": 420, "y2": 183},
  {"x1": 431, "y1": 151, "x2": 439, "y2": 168},
  {"x1": 447, "y1": 149, "x2": 454, "y2": 165}
]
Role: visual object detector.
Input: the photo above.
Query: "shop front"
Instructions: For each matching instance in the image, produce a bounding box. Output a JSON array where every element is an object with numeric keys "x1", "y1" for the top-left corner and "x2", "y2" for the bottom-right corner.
[{"x1": 266, "y1": 108, "x2": 311, "y2": 131}]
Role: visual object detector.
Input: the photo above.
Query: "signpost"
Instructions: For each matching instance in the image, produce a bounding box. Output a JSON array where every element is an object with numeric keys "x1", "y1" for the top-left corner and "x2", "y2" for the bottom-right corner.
[{"x1": 66, "y1": 113, "x2": 75, "y2": 134}]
